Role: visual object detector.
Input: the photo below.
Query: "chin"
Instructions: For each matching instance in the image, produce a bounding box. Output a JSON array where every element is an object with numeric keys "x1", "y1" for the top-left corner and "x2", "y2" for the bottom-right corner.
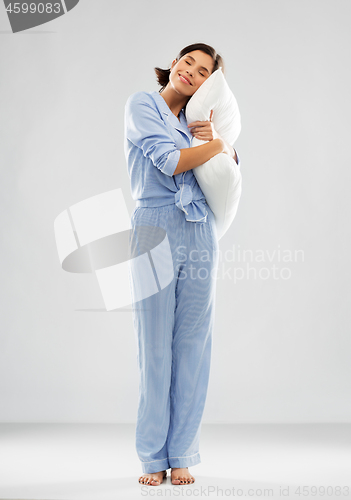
[{"x1": 172, "y1": 79, "x2": 195, "y2": 96}]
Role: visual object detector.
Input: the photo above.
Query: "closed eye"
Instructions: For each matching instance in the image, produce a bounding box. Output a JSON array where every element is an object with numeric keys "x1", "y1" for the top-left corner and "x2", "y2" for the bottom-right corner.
[{"x1": 185, "y1": 60, "x2": 205, "y2": 77}]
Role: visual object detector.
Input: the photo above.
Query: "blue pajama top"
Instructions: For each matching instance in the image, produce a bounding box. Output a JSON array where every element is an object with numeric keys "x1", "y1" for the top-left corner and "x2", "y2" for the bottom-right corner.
[{"x1": 124, "y1": 90, "x2": 240, "y2": 224}]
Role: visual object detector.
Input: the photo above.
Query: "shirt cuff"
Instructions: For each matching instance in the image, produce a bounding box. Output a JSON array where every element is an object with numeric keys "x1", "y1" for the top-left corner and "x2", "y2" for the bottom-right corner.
[{"x1": 160, "y1": 148, "x2": 180, "y2": 177}]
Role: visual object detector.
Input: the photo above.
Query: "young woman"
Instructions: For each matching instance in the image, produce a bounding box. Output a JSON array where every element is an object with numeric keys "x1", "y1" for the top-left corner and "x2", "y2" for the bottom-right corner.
[{"x1": 124, "y1": 43, "x2": 240, "y2": 487}]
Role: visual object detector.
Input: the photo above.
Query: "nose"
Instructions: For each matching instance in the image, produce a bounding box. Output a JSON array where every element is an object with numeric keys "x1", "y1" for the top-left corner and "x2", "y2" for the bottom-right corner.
[{"x1": 186, "y1": 68, "x2": 193, "y2": 77}]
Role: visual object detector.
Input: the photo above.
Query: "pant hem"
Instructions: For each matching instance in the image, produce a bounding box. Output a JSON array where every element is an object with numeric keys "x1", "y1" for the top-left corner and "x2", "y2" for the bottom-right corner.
[
  {"x1": 141, "y1": 457, "x2": 170, "y2": 473},
  {"x1": 168, "y1": 452, "x2": 201, "y2": 469}
]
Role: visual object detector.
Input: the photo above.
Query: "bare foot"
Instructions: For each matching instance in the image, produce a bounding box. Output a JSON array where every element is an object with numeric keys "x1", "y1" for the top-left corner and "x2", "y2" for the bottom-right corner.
[
  {"x1": 171, "y1": 467, "x2": 195, "y2": 484},
  {"x1": 138, "y1": 469, "x2": 167, "y2": 486}
]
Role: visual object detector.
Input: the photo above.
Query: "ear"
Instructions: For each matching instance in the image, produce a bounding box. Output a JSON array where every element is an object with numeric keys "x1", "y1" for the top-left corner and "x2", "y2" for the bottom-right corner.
[{"x1": 171, "y1": 59, "x2": 177, "y2": 69}]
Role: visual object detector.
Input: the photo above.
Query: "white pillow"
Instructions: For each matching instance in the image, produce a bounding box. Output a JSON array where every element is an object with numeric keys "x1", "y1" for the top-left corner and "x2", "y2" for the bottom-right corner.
[{"x1": 185, "y1": 67, "x2": 242, "y2": 240}]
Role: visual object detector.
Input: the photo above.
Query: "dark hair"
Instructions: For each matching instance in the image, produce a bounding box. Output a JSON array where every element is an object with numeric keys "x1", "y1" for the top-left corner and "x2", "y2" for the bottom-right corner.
[{"x1": 154, "y1": 43, "x2": 224, "y2": 93}]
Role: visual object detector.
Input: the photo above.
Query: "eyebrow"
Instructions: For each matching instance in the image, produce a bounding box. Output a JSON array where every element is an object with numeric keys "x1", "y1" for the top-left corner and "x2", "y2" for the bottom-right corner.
[{"x1": 184, "y1": 55, "x2": 210, "y2": 74}]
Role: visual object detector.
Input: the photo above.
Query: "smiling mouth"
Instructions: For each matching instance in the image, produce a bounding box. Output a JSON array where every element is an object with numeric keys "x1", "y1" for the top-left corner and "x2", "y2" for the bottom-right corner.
[{"x1": 179, "y1": 74, "x2": 192, "y2": 85}]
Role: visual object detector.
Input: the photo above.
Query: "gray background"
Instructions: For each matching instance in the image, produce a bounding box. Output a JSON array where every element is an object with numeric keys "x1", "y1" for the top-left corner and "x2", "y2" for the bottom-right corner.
[{"x1": 0, "y1": 0, "x2": 350, "y2": 424}]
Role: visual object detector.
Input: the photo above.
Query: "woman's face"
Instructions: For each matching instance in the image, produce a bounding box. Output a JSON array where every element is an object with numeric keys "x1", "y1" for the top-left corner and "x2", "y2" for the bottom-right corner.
[{"x1": 169, "y1": 50, "x2": 215, "y2": 96}]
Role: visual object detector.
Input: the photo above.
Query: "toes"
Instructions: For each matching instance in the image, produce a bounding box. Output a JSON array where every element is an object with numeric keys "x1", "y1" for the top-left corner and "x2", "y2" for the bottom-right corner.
[
  {"x1": 170, "y1": 469, "x2": 195, "y2": 485},
  {"x1": 139, "y1": 475, "x2": 150, "y2": 484},
  {"x1": 139, "y1": 473, "x2": 165, "y2": 486}
]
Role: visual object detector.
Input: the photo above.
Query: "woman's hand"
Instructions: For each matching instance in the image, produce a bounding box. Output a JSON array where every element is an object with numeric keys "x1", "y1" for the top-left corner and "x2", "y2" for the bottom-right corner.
[
  {"x1": 187, "y1": 109, "x2": 221, "y2": 142},
  {"x1": 188, "y1": 110, "x2": 234, "y2": 157}
]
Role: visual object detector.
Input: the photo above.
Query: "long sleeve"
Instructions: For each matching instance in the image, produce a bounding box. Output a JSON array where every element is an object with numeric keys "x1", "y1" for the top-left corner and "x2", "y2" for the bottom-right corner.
[{"x1": 124, "y1": 92, "x2": 180, "y2": 177}]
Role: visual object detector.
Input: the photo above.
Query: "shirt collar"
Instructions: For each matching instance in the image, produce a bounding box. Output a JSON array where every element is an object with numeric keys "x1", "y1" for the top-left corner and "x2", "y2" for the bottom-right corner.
[{"x1": 151, "y1": 90, "x2": 193, "y2": 142}]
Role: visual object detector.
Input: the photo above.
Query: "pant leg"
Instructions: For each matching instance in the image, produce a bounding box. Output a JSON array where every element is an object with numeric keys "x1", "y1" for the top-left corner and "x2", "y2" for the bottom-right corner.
[
  {"x1": 128, "y1": 204, "x2": 182, "y2": 474},
  {"x1": 166, "y1": 203, "x2": 219, "y2": 469}
]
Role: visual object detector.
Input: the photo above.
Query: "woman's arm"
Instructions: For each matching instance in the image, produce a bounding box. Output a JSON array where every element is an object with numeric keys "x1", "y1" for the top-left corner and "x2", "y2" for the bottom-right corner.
[
  {"x1": 173, "y1": 138, "x2": 226, "y2": 175},
  {"x1": 181, "y1": 110, "x2": 238, "y2": 174}
]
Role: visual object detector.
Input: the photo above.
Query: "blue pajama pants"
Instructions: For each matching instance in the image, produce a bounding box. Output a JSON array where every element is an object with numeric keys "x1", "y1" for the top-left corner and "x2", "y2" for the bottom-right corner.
[{"x1": 128, "y1": 201, "x2": 219, "y2": 473}]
